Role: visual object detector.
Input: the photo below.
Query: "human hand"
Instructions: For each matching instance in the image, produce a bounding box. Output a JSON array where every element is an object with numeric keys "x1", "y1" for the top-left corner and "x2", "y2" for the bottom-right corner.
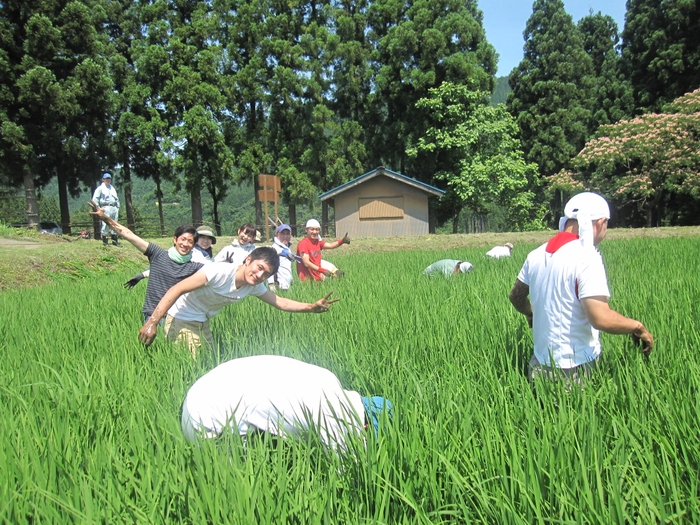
[
  {"x1": 340, "y1": 232, "x2": 350, "y2": 245},
  {"x1": 138, "y1": 320, "x2": 159, "y2": 346},
  {"x1": 88, "y1": 200, "x2": 106, "y2": 218},
  {"x1": 309, "y1": 291, "x2": 340, "y2": 312},
  {"x1": 124, "y1": 272, "x2": 146, "y2": 289},
  {"x1": 631, "y1": 325, "x2": 653, "y2": 357}
]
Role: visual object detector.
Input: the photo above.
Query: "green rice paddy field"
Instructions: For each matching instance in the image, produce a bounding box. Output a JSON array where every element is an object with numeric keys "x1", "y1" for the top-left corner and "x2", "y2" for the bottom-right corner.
[{"x1": 2, "y1": 235, "x2": 700, "y2": 523}]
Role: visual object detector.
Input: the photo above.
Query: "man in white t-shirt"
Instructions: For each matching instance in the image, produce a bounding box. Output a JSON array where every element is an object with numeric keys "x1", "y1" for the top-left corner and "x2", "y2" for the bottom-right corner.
[
  {"x1": 138, "y1": 247, "x2": 338, "y2": 356},
  {"x1": 509, "y1": 192, "x2": 653, "y2": 383},
  {"x1": 181, "y1": 355, "x2": 393, "y2": 452},
  {"x1": 486, "y1": 242, "x2": 513, "y2": 259}
]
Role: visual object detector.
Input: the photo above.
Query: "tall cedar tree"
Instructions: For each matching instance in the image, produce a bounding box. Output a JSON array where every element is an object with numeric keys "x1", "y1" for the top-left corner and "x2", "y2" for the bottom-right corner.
[
  {"x1": 0, "y1": 0, "x2": 112, "y2": 232},
  {"x1": 622, "y1": 0, "x2": 700, "y2": 113},
  {"x1": 507, "y1": 0, "x2": 595, "y2": 181},
  {"x1": 578, "y1": 12, "x2": 634, "y2": 129},
  {"x1": 366, "y1": 0, "x2": 496, "y2": 179}
]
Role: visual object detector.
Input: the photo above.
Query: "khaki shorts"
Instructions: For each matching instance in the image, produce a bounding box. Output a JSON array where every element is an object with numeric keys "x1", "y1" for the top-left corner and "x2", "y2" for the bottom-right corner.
[
  {"x1": 164, "y1": 315, "x2": 213, "y2": 357},
  {"x1": 528, "y1": 354, "x2": 600, "y2": 387}
]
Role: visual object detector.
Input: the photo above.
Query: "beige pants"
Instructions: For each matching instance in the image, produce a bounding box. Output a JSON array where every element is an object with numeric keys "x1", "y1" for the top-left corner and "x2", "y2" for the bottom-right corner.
[
  {"x1": 528, "y1": 355, "x2": 600, "y2": 387},
  {"x1": 164, "y1": 315, "x2": 213, "y2": 358}
]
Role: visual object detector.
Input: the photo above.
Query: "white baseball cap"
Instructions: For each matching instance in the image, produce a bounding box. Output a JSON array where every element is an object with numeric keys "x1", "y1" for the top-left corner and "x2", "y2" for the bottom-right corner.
[
  {"x1": 459, "y1": 262, "x2": 473, "y2": 273},
  {"x1": 306, "y1": 219, "x2": 321, "y2": 229}
]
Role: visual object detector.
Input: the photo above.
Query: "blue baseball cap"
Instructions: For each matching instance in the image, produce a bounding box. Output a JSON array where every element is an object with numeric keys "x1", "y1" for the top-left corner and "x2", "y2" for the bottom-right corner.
[
  {"x1": 102, "y1": 173, "x2": 112, "y2": 179},
  {"x1": 276, "y1": 224, "x2": 292, "y2": 234},
  {"x1": 361, "y1": 396, "x2": 393, "y2": 438}
]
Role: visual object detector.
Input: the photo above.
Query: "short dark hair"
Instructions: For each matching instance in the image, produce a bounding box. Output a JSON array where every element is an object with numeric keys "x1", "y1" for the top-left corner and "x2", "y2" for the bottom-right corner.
[
  {"x1": 248, "y1": 246, "x2": 280, "y2": 275},
  {"x1": 239, "y1": 223, "x2": 257, "y2": 238},
  {"x1": 173, "y1": 225, "x2": 197, "y2": 239}
]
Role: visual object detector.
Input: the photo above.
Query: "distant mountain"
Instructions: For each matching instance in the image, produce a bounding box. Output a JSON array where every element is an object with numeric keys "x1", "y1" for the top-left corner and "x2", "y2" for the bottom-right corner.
[{"x1": 490, "y1": 76, "x2": 512, "y2": 106}]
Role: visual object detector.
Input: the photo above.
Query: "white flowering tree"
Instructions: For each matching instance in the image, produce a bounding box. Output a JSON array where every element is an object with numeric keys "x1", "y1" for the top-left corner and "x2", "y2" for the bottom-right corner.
[{"x1": 550, "y1": 89, "x2": 700, "y2": 226}]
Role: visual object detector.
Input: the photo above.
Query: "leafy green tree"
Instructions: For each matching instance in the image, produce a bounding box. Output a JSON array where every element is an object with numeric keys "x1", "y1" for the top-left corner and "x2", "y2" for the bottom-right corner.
[
  {"x1": 507, "y1": 0, "x2": 595, "y2": 179},
  {"x1": 217, "y1": 0, "x2": 273, "y2": 233},
  {"x1": 550, "y1": 88, "x2": 700, "y2": 227},
  {"x1": 621, "y1": 0, "x2": 700, "y2": 113},
  {"x1": 578, "y1": 11, "x2": 633, "y2": 129},
  {"x1": 160, "y1": 0, "x2": 234, "y2": 227},
  {"x1": 367, "y1": 0, "x2": 496, "y2": 177},
  {"x1": 0, "y1": 0, "x2": 112, "y2": 232},
  {"x1": 408, "y1": 83, "x2": 540, "y2": 233}
]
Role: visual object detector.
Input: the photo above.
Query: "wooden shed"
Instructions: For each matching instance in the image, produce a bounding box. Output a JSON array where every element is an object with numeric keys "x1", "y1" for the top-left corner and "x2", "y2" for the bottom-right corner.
[{"x1": 319, "y1": 167, "x2": 445, "y2": 237}]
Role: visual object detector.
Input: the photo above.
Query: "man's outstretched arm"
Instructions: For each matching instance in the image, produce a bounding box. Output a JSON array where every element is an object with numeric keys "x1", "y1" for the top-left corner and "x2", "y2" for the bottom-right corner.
[{"x1": 88, "y1": 200, "x2": 148, "y2": 253}]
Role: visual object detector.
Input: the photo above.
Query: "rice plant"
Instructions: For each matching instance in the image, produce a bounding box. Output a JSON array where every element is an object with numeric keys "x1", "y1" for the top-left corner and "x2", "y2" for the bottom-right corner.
[{"x1": 1, "y1": 237, "x2": 698, "y2": 523}]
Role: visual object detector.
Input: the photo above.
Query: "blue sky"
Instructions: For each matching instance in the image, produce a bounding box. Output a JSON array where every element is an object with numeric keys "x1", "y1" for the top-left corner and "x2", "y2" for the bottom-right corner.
[{"x1": 480, "y1": 1, "x2": 628, "y2": 75}]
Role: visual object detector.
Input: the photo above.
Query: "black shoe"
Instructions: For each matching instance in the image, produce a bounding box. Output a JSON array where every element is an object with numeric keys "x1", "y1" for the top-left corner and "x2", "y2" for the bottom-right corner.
[
  {"x1": 111, "y1": 234, "x2": 121, "y2": 247},
  {"x1": 102, "y1": 239, "x2": 109, "y2": 247}
]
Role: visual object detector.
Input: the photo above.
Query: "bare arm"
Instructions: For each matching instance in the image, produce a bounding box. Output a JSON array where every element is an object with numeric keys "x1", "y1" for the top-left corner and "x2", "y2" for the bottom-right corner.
[
  {"x1": 321, "y1": 232, "x2": 350, "y2": 251},
  {"x1": 581, "y1": 296, "x2": 653, "y2": 355},
  {"x1": 138, "y1": 269, "x2": 209, "y2": 345},
  {"x1": 256, "y1": 290, "x2": 339, "y2": 312},
  {"x1": 509, "y1": 279, "x2": 533, "y2": 327},
  {"x1": 300, "y1": 253, "x2": 321, "y2": 271},
  {"x1": 88, "y1": 200, "x2": 148, "y2": 253}
]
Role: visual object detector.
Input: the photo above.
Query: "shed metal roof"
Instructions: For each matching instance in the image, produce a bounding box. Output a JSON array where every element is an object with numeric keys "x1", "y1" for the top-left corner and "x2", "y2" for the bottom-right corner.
[{"x1": 319, "y1": 167, "x2": 445, "y2": 201}]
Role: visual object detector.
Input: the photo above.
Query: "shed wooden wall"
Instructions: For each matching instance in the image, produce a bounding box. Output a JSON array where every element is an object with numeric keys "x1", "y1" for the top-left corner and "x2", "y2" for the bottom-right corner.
[{"x1": 333, "y1": 176, "x2": 431, "y2": 237}]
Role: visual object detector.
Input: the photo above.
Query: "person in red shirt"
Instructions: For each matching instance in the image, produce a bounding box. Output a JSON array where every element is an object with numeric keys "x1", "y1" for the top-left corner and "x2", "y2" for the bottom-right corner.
[{"x1": 296, "y1": 219, "x2": 350, "y2": 281}]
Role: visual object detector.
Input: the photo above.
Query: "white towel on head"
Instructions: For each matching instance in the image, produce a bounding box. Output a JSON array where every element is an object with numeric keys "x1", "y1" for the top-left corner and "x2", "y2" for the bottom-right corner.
[{"x1": 558, "y1": 192, "x2": 610, "y2": 248}]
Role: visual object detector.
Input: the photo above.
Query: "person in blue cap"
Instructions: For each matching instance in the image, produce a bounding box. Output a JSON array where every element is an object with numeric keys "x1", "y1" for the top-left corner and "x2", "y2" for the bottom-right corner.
[
  {"x1": 181, "y1": 355, "x2": 393, "y2": 450},
  {"x1": 91, "y1": 172, "x2": 121, "y2": 246},
  {"x1": 268, "y1": 223, "x2": 300, "y2": 291}
]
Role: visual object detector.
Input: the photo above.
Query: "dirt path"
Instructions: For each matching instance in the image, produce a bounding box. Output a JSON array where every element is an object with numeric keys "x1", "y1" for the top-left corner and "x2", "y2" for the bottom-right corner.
[{"x1": 0, "y1": 237, "x2": 42, "y2": 248}]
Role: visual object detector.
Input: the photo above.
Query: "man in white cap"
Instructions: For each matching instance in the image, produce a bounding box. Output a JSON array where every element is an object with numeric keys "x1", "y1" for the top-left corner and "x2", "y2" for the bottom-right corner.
[
  {"x1": 192, "y1": 225, "x2": 217, "y2": 263},
  {"x1": 486, "y1": 242, "x2": 514, "y2": 259},
  {"x1": 268, "y1": 223, "x2": 300, "y2": 291},
  {"x1": 296, "y1": 219, "x2": 350, "y2": 282},
  {"x1": 423, "y1": 259, "x2": 473, "y2": 277},
  {"x1": 91, "y1": 172, "x2": 120, "y2": 246},
  {"x1": 181, "y1": 354, "x2": 393, "y2": 451},
  {"x1": 509, "y1": 192, "x2": 654, "y2": 383}
]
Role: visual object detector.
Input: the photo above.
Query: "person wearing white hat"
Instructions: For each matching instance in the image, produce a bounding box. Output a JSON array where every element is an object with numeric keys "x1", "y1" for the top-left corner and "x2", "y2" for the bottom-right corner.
[
  {"x1": 296, "y1": 219, "x2": 350, "y2": 282},
  {"x1": 192, "y1": 225, "x2": 217, "y2": 263},
  {"x1": 268, "y1": 224, "x2": 300, "y2": 291},
  {"x1": 91, "y1": 173, "x2": 121, "y2": 246},
  {"x1": 509, "y1": 192, "x2": 654, "y2": 384},
  {"x1": 486, "y1": 242, "x2": 514, "y2": 259},
  {"x1": 423, "y1": 259, "x2": 473, "y2": 277},
  {"x1": 181, "y1": 354, "x2": 393, "y2": 451}
]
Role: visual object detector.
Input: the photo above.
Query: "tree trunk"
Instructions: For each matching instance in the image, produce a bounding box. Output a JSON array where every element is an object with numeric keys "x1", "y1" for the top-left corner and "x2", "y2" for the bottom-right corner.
[
  {"x1": 23, "y1": 168, "x2": 40, "y2": 228},
  {"x1": 121, "y1": 156, "x2": 136, "y2": 233},
  {"x1": 452, "y1": 209, "x2": 459, "y2": 234},
  {"x1": 56, "y1": 169, "x2": 72, "y2": 235},
  {"x1": 191, "y1": 184, "x2": 202, "y2": 227},
  {"x1": 289, "y1": 202, "x2": 297, "y2": 237},
  {"x1": 156, "y1": 179, "x2": 165, "y2": 237},
  {"x1": 212, "y1": 186, "x2": 221, "y2": 236}
]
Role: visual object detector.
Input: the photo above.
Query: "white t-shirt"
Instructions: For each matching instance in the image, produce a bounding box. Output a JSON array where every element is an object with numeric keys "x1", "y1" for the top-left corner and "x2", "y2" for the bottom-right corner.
[
  {"x1": 518, "y1": 237, "x2": 610, "y2": 369},
  {"x1": 268, "y1": 238, "x2": 294, "y2": 289},
  {"x1": 168, "y1": 262, "x2": 267, "y2": 322},
  {"x1": 214, "y1": 241, "x2": 255, "y2": 265},
  {"x1": 486, "y1": 246, "x2": 511, "y2": 258},
  {"x1": 181, "y1": 355, "x2": 365, "y2": 450}
]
